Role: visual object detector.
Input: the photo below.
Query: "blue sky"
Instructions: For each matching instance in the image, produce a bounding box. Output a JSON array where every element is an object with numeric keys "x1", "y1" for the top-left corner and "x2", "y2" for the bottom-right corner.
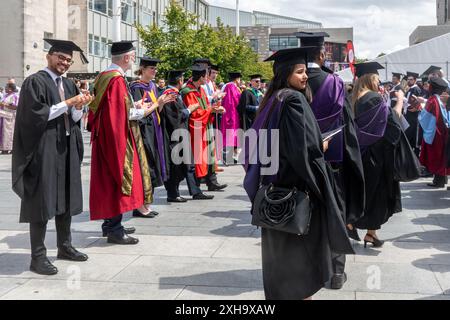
[{"x1": 209, "y1": 0, "x2": 437, "y2": 59}]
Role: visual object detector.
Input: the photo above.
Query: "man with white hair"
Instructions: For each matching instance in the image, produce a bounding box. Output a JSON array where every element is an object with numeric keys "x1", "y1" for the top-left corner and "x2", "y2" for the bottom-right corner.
[{"x1": 88, "y1": 41, "x2": 154, "y2": 245}]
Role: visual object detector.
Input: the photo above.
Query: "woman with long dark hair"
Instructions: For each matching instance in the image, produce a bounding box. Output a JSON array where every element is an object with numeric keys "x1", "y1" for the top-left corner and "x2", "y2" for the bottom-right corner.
[
  {"x1": 351, "y1": 62, "x2": 403, "y2": 247},
  {"x1": 243, "y1": 47, "x2": 353, "y2": 300}
]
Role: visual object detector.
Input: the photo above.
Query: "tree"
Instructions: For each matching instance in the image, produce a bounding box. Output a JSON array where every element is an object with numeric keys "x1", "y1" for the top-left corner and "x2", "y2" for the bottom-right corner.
[{"x1": 136, "y1": 0, "x2": 273, "y2": 82}]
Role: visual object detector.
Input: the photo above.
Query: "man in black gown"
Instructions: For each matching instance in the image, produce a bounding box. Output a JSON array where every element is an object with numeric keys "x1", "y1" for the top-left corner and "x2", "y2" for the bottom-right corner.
[
  {"x1": 297, "y1": 32, "x2": 365, "y2": 290},
  {"x1": 237, "y1": 74, "x2": 263, "y2": 131},
  {"x1": 404, "y1": 72, "x2": 423, "y2": 157},
  {"x1": 12, "y1": 39, "x2": 92, "y2": 275}
]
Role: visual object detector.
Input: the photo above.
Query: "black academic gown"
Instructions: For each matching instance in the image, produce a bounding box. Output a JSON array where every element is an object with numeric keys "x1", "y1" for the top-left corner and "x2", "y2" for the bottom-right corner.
[
  {"x1": 404, "y1": 85, "x2": 423, "y2": 152},
  {"x1": 161, "y1": 93, "x2": 188, "y2": 183},
  {"x1": 237, "y1": 89, "x2": 260, "y2": 131},
  {"x1": 261, "y1": 89, "x2": 354, "y2": 300},
  {"x1": 12, "y1": 70, "x2": 84, "y2": 223},
  {"x1": 390, "y1": 84, "x2": 404, "y2": 109},
  {"x1": 308, "y1": 67, "x2": 365, "y2": 225},
  {"x1": 354, "y1": 92, "x2": 402, "y2": 230},
  {"x1": 131, "y1": 88, "x2": 170, "y2": 188}
]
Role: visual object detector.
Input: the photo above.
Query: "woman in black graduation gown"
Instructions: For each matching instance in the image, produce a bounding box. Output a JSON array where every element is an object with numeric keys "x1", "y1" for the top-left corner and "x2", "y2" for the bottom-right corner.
[
  {"x1": 351, "y1": 63, "x2": 403, "y2": 247},
  {"x1": 244, "y1": 47, "x2": 353, "y2": 300}
]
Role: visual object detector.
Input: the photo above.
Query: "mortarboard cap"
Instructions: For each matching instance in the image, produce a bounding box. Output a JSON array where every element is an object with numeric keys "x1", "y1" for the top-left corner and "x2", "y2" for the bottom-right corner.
[
  {"x1": 193, "y1": 58, "x2": 212, "y2": 66},
  {"x1": 140, "y1": 56, "x2": 160, "y2": 67},
  {"x1": 191, "y1": 64, "x2": 208, "y2": 77},
  {"x1": 354, "y1": 62, "x2": 385, "y2": 78},
  {"x1": 429, "y1": 77, "x2": 449, "y2": 92},
  {"x1": 420, "y1": 65, "x2": 442, "y2": 78},
  {"x1": 167, "y1": 70, "x2": 185, "y2": 82},
  {"x1": 264, "y1": 47, "x2": 313, "y2": 71},
  {"x1": 392, "y1": 72, "x2": 403, "y2": 78},
  {"x1": 406, "y1": 72, "x2": 419, "y2": 79},
  {"x1": 110, "y1": 40, "x2": 136, "y2": 56},
  {"x1": 296, "y1": 31, "x2": 330, "y2": 47},
  {"x1": 44, "y1": 38, "x2": 89, "y2": 64},
  {"x1": 229, "y1": 72, "x2": 243, "y2": 80},
  {"x1": 210, "y1": 65, "x2": 219, "y2": 71},
  {"x1": 249, "y1": 74, "x2": 262, "y2": 80}
]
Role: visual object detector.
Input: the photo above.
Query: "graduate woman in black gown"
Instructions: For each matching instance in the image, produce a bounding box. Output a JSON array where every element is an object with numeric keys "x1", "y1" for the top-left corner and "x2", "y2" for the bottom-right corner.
[
  {"x1": 352, "y1": 62, "x2": 403, "y2": 247},
  {"x1": 244, "y1": 47, "x2": 353, "y2": 300}
]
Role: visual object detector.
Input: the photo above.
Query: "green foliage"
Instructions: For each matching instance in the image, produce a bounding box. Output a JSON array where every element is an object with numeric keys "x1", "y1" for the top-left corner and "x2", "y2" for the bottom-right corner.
[{"x1": 136, "y1": 0, "x2": 273, "y2": 82}]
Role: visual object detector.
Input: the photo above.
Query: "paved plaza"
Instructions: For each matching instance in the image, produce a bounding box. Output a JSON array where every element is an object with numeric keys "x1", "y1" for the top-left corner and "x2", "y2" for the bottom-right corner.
[{"x1": 0, "y1": 135, "x2": 450, "y2": 300}]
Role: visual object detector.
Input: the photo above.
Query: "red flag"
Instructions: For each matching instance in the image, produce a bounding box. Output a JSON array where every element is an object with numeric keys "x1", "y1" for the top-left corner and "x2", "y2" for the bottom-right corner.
[{"x1": 347, "y1": 41, "x2": 355, "y2": 76}]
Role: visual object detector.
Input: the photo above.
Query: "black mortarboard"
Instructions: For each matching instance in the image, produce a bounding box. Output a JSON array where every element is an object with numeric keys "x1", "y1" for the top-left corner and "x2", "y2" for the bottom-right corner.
[
  {"x1": 249, "y1": 74, "x2": 262, "y2": 80},
  {"x1": 167, "y1": 70, "x2": 185, "y2": 82},
  {"x1": 229, "y1": 72, "x2": 243, "y2": 80},
  {"x1": 110, "y1": 40, "x2": 136, "y2": 56},
  {"x1": 44, "y1": 38, "x2": 89, "y2": 64},
  {"x1": 264, "y1": 47, "x2": 313, "y2": 71},
  {"x1": 210, "y1": 65, "x2": 220, "y2": 71},
  {"x1": 295, "y1": 31, "x2": 330, "y2": 47},
  {"x1": 392, "y1": 72, "x2": 403, "y2": 78},
  {"x1": 140, "y1": 56, "x2": 160, "y2": 67},
  {"x1": 429, "y1": 77, "x2": 449, "y2": 92},
  {"x1": 191, "y1": 64, "x2": 208, "y2": 77},
  {"x1": 406, "y1": 72, "x2": 419, "y2": 79},
  {"x1": 354, "y1": 62, "x2": 385, "y2": 78},
  {"x1": 420, "y1": 65, "x2": 442, "y2": 78},
  {"x1": 193, "y1": 58, "x2": 212, "y2": 66},
  {"x1": 261, "y1": 79, "x2": 268, "y2": 83}
]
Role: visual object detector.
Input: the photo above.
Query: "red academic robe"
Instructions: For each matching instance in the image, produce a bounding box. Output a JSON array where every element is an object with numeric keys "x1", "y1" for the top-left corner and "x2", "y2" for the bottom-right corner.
[
  {"x1": 420, "y1": 95, "x2": 450, "y2": 176},
  {"x1": 89, "y1": 73, "x2": 146, "y2": 220},
  {"x1": 182, "y1": 84, "x2": 216, "y2": 178}
]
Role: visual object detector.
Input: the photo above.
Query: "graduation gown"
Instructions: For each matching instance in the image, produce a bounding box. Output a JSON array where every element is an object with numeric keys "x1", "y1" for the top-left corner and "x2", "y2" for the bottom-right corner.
[
  {"x1": 244, "y1": 89, "x2": 354, "y2": 300},
  {"x1": 130, "y1": 81, "x2": 170, "y2": 188},
  {"x1": 221, "y1": 82, "x2": 241, "y2": 147},
  {"x1": 308, "y1": 67, "x2": 365, "y2": 224},
  {"x1": 354, "y1": 92, "x2": 402, "y2": 230},
  {"x1": 161, "y1": 86, "x2": 188, "y2": 183},
  {"x1": 181, "y1": 82, "x2": 216, "y2": 178},
  {"x1": 12, "y1": 71, "x2": 84, "y2": 223},
  {"x1": 88, "y1": 71, "x2": 153, "y2": 220},
  {"x1": 404, "y1": 85, "x2": 423, "y2": 150},
  {"x1": 419, "y1": 95, "x2": 450, "y2": 176},
  {"x1": 237, "y1": 88, "x2": 261, "y2": 131}
]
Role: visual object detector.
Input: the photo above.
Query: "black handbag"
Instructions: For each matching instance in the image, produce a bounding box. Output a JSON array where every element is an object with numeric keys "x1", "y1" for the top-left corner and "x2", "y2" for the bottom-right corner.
[
  {"x1": 251, "y1": 183, "x2": 312, "y2": 235},
  {"x1": 394, "y1": 130, "x2": 421, "y2": 182}
]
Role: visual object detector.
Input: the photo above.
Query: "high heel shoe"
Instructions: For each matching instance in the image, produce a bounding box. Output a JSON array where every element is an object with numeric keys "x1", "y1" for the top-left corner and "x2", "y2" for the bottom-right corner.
[{"x1": 364, "y1": 234, "x2": 384, "y2": 248}]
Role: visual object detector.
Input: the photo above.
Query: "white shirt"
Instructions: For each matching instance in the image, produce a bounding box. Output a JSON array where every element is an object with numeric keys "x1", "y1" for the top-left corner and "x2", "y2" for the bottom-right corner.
[
  {"x1": 44, "y1": 68, "x2": 83, "y2": 123},
  {"x1": 106, "y1": 64, "x2": 146, "y2": 121},
  {"x1": 308, "y1": 62, "x2": 321, "y2": 69}
]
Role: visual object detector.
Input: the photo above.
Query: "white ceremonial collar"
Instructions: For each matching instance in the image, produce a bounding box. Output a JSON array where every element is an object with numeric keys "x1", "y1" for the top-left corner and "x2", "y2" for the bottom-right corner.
[{"x1": 106, "y1": 63, "x2": 125, "y2": 76}]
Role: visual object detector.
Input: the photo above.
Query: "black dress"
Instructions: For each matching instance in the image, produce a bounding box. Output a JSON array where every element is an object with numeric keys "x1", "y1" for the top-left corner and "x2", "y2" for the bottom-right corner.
[
  {"x1": 12, "y1": 71, "x2": 84, "y2": 223},
  {"x1": 260, "y1": 89, "x2": 354, "y2": 300},
  {"x1": 354, "y1": 92, "x2": 402, "y2": 230}
]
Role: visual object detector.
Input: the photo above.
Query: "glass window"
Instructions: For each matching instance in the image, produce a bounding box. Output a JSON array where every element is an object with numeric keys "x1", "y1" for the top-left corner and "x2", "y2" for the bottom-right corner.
[
  {"x1": 249, "y1": 39, "x2": 259, "y2": 52},
  {"x1": 108, "y1": 0, "x2": 113, "y2": 16},
  {"x1": 94, "y1": 0, "x2": 107, "y2": 14},
  {"x1": 88, "y1": 34, "x2": 93, "y2": 54},
  {"x1": 121, "y1": 0, "x2": 135, "y2": 24},
  {"x1": 289, "y1": 37, "x2": 298, "y2": 47},
  {"x1": 94, "y1": 36, "x2": 100, "y2": 56},
  {"x1": 269, "y1": 37, "x2": 279, "y2": 51}
]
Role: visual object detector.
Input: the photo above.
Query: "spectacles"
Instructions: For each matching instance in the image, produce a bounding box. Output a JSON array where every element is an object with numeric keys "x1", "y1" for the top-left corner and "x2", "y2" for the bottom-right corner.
[{"x1": 52, "y1": 54, "x2": 74, "y2": 65}]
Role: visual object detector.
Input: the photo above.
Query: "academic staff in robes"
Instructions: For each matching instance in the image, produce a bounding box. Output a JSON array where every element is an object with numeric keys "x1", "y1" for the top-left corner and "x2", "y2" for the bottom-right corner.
[
  {"x1": 12, "y1": 39, "x2": 91, "y2": 275},
  {"x1": 419, "y1": 77, "x2": 450, "y2": 188},
  {"x1": 89, "y1": 41, "x2": 155, "y2": 245},
  {"x1": 389, "y1": 72, "x2": 405, "y2": 114},
  {"x1": 404, "y1": 72, "x2": 423, "y2": 157},
  {"x1": 181, "y1": 64, "x2": 228, "y2": 192},
  {"x1": 130, "y1": 57, "x2": 175, "y2": 218},
  {"x1": 244, "y1": 47, "x2": 354, "y2": 300},
  {"x1": 237, "y1": 74, "x2": 263, "y2": 131},
  {"x1": 162, "y1": 70, "x2": 203, "y2": 203},
  {"x1": 352, "y1": 62, "x2": 403, "y2": 248},
  {"x1": 221, "y1": 72, "x2": 242, "y2": 163},
  {"x1": 297, "y1": 31, "x2": 365, "y2": 290}
]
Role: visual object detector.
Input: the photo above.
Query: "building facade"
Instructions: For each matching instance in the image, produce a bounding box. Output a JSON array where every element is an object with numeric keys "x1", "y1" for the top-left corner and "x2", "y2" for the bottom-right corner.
[
  {"x1": 410, "y1": 0, "x2": 450, "y2": 45},
  {"x1": 437, "y1": 0, "x2": 450, "y2": 25}
]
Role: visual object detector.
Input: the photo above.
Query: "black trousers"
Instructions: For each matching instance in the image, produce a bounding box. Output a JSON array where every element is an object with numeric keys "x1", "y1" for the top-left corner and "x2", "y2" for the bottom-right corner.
[
  {"x1": 433, "y1": 175, "x2": 448, "y2": 186},
  {"x1": 102, "y1": 215, "x2": 124, "y2": 237},
  {"x1": 331, "y1": 163, "x2": 347, "y2": 275},
  {"x1": 198, "y1": 165, "x2": 219, "y2": 187},
  {"x1": 30, "y1": 211, "x2": 72, "y2": 260},
  {"x1": 331, "y1": 253, "x2": 346, "y2": 275},
  {"x1": 185, "y1": 164, "x2": 202, "y2": 196}
]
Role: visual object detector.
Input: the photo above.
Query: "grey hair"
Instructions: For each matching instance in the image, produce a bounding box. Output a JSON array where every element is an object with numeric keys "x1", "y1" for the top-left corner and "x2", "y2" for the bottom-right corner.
[{"x1": 111, "y1": 52, "x2": 132, "y2": 63}]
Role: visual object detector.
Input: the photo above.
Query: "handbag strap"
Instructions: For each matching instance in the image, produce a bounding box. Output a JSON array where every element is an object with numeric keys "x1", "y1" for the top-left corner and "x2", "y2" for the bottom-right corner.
[{"x1": 264, "y1": 184, "x2": 297, "y2": 204}]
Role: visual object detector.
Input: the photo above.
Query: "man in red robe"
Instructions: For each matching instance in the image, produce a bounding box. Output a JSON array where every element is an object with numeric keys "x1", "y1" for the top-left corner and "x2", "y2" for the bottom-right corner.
[
  {"x1": 89, "y1": 41, "x2": 153, "y2": 244},
  {"x1": 419, "y1": 77, "x2": 450, "y2": 188},
  {"x1": 181, "y1": 64, "x2": 227, "y2": 192}
]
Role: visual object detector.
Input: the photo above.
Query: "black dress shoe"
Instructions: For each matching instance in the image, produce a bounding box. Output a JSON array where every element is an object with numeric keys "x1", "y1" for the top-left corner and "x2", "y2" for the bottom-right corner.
[
  {"x1": 132, "y1": 209, "x2": 157, "y2": 218},
  {"x1": 103, "y1": 226, "x2": 136, "y2": 237},
  {"x1": 330, "y1": 273, "x2": 347, "y2": 290},
  {"x1": 30, "y1": 257, "x2": 58, "y2": 275},
  {"x1": 207, "y1": 183, "x2": 228, "y2": 191},
  {"x1": 427, "y1": 183, "x2": 445, "y2": 188},
  {"x1": 57, "y1": 246, "x2": 88, "y2": 262},
  {"x1": 167, "y1": 197, "x2": 188, "y2": 203},
  {"x1": 107, "y1": 233, "x2": 139, "y2": 245},
  {"x1": 192, "y1": 193, "x2": 215, "y2": 200},
  {"x1": 347, "y1": 227, "x2": 361, "y2": 242}
]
